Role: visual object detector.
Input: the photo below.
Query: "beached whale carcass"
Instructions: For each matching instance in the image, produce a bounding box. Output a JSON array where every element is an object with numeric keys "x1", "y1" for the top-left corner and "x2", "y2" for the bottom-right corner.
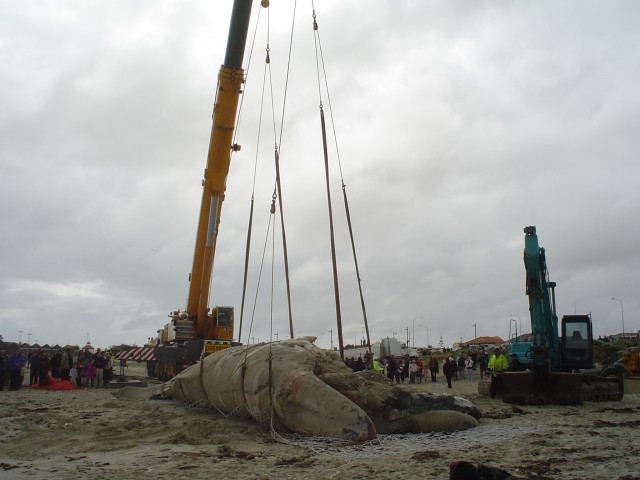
[{"x1": 159, "y1": 337, "x2": 480, "y2": 442}]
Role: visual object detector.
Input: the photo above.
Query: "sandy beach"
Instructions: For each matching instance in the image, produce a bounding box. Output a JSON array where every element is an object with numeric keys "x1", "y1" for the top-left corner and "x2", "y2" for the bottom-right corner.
[{"x1": 1, "y1": 363, "x2": 639, "y2": 479}]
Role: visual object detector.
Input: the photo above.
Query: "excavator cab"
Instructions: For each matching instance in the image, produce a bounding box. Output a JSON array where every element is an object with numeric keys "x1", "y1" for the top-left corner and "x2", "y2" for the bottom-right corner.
[{"x1": 560, "y1": 315, "x2": 593, "y2": 370}]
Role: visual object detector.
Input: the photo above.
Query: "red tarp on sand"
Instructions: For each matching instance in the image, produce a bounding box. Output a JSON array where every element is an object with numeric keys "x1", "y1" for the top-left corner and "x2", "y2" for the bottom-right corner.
[{"x1": 30, "y1": 375, "x2": 84, "y2": 390}]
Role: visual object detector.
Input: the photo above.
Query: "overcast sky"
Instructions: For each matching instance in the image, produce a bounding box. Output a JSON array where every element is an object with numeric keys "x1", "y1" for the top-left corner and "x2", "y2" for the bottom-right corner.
[{"x1": 1, "y1": 1, "x2": 638, "y2": 351}]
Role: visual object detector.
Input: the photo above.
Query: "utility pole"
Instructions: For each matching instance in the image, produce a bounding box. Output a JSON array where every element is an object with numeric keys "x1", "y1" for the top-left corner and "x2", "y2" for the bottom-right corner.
[
  {"x1": 18, "y1": 330, "x2": 23, "y2": 345},
  {"x1": 509, "y1": 314, "x2": 521, "y2": 338},
  {"x1": 611, "y1": 298, "x2": 625, "y2": 335},
  {"x1": 413, "y1": 316, "x2": 424, "y2": 348},
  {"x1": 473, "y1": 323, "x2": 477, "y2": 339}
]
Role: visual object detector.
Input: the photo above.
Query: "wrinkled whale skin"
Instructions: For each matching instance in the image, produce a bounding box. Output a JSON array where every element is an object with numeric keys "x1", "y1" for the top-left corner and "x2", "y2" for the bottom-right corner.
[{"x1": 160, "y1": 337, "x2": 480, "y2": 441}]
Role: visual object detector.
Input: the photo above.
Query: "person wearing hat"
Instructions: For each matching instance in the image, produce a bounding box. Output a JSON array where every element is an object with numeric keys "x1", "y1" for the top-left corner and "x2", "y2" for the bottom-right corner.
[
  {"x1": 443, "y1": 356, "x2": 456, "y2": 389},
  {"x1": 408, "y1": 359, "x2": 418, "y2": 384},
  {"x1": 488, "y1": 347, "x2": 508, "y2": 398}
]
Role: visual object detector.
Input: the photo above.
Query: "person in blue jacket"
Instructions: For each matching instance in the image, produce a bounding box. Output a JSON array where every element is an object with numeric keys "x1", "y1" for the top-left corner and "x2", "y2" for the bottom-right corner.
[{"x1": 9, "y1": 348, "x2": 26, "y2": 390}]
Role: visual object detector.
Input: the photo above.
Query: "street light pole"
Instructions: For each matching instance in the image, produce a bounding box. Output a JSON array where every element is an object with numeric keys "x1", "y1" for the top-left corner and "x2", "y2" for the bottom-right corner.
[
  {"x1": 611, "y1": 297, "x2": 625, "y2": 336},
  {"x1": 473, "y1": 323, "x2": 477, "y2": 339},
  {"x1": 18, "y1": 330, "x2": 23, "y2": 345},
  {"x1": 509, "y1": 313, "x2": 521, "y2": 338},
  {"x1": 510, "y1": 318, "x2": 518, "y2": 340},
  {"x1": 413, "y1": 316, "x2": 423, "y2": 348}
]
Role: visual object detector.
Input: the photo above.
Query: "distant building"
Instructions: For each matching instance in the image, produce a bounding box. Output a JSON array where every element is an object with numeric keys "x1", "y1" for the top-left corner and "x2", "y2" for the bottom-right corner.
[
  {"x1": 459, "y1": 336, "x2": 504, "y2": 349},
  {"x1": 342, "y1": 337, "x2": 417, "y2": 360},
  {"x1": 610, "y1": 332, "x2": 639, "y2": 341}
]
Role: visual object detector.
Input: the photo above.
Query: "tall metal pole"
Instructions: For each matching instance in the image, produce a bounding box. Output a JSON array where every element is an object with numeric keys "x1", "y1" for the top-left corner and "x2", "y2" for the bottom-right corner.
[
  {"x1": 413, "y1": 316, "x2": 423, "y2": 348},
  {"x1": 473, "y1": 323, "x2": 477, "y2": 339},
  {"x1": 611, "y1": 297, "x2": 625, "y2": 335},
  {"x1": 510, "y1": 318, "x2": 518, "y2": 340},
  {"x1": 510, "y1": 313, "x2": 521, "y2": 338}
]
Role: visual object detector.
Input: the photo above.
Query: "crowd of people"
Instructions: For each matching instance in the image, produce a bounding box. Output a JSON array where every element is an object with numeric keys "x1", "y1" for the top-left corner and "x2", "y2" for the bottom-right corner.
[
  {"x1": 0, "y1": 347, "x2": 115, "y2": 391},
  {"x1": 345, "y1": 346, "x2": 523, "y2": 398}
]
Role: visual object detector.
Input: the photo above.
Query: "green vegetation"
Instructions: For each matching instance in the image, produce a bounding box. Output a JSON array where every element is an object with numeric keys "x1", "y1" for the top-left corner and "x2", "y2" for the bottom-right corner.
[{"x1": 594, "y1": 338, "x2": 638, "y2": 367}]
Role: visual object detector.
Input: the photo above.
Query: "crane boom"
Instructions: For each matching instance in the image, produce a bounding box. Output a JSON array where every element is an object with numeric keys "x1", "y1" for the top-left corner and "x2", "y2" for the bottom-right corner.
[
  {"x1": 185, "y1": 0, "x2": 252, "y2": 340},
  {"x1": 153, "y1": 0, "x2": 254, "y2": 380}
]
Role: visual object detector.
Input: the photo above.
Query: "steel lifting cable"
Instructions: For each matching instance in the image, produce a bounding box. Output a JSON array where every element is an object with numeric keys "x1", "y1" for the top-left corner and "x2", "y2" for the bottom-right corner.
[
  {"x1": 237, "y1": 1, "x2": 294, "y2": 345},
  {"x1": 311, "y1": 8, "x2": 344, "y2": 360},
  {"x1": 267, "y1": 192, "x2": 276, "y2": 431},
  {"x1": 270, "y1": 0, "x2": 300, "y2": 341},
  {"x1": 240, "y1": 195, "x2": 276, "y2": 368},
  {"x1": 311, "y1": 3, "x2": 372, "y2": 355},
  {"x1": 239, "y1": 194, "x2": 278, "y2": 416},
  {"x1": 236, "y1": 4, "x2": 281, "y2": 420},
  {"x1": 236, "y1": 2, "x2": 266, "y2": 345},
  {"x1": 241, "y1": 0, "x2": 298, "y2": 344},
  {"x1": 243, "y1": 36, "x2": 276, "y2": 348}
]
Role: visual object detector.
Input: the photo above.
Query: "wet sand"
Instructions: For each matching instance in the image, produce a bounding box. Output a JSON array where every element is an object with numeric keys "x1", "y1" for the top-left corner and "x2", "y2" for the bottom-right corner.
[{"x1": 0, "y1": 364, "x2": 638, "y2": 479}]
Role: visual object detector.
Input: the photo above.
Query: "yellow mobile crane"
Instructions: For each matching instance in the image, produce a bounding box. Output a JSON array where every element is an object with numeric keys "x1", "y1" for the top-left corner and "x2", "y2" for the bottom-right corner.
[{"x1": 152, "y1": 0, "x2": 253, "y2": 380}]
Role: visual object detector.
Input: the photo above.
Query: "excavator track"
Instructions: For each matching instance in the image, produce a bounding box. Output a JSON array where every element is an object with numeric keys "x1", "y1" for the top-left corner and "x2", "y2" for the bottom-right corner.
[
  {"x1": 501, "y1": 371, "x2": 624, "y2": 405},
  {"x1": 580, "y1": 373, "x2": 624, "y2": 402}
]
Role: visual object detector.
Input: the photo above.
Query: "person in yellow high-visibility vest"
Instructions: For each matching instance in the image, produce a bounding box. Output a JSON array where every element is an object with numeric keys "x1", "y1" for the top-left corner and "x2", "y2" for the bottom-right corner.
[
  {"x1": 372, "y1": 358, "x2": 384, "y2": 373},
  {"x1": 487, "y1": 347, "x2": 508, "y2": 398}
]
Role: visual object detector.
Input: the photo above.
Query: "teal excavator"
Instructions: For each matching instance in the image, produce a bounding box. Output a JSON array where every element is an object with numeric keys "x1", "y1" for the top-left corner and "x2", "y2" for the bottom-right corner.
[{"x1": 501, "y1": 226, "x2": 624, "y2": 405}]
